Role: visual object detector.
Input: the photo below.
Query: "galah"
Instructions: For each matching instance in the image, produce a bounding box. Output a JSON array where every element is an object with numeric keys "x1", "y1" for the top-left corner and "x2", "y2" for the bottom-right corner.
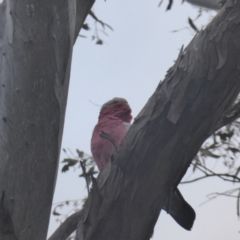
[
  {"x1": 91, "y1": 98, "x2": 132, "y2": 171},
  {"x1": 91, "y1": 97, "x2": 195, "y2": 230}
]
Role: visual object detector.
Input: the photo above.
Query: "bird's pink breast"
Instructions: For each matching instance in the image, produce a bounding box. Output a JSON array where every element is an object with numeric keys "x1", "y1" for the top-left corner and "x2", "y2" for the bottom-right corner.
[{"x1": 91, "y1": 116, "x2": 127, "y2": 171}]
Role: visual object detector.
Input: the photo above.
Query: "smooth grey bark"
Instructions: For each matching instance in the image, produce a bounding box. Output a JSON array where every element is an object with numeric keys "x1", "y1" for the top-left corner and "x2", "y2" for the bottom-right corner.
[
  {"x1": 185, "y1": 0, "x2": 223, "y2": 10},
  {"x1": 74, "y1": 1, "x2": 240, "y2": 239},
  {"x1": 0, "y1": 0, "x2": 94, "y2": 240},
  {"x1": 48, "y1": 211, "x2": 82, "y2": 240}
]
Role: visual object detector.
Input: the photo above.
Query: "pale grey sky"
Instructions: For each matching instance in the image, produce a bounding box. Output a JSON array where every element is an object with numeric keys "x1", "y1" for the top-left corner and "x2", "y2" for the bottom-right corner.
[{"x1": 48, "y1": 1, "x2": 239, "y2": 239}]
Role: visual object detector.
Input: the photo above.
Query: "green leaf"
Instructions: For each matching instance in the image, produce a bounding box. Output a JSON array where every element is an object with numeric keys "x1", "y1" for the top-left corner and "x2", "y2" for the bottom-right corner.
[
  {"x1": 76, "y1": 149, "x2": 84, "y2": 158},
  {"x1": 52, "y1": 206, "x2": 61, "y2": 216},
  {"x1": 61, "y1": 165, "x2": 69, "y2": 172},
  {"x1": 62, "y1": 158, "x2": 78, "y2": 166},
  {"x1": 82, "y1": 23, "x2": 90, "y2": 30},
  {"x1": 96, "y1": 39, "x2": 103, "y2": 45}
]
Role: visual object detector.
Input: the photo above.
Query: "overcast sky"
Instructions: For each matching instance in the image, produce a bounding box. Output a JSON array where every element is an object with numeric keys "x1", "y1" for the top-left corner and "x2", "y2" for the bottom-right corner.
[{"x1": 48, "y1": 1, "x2": 239, "y2": 239}]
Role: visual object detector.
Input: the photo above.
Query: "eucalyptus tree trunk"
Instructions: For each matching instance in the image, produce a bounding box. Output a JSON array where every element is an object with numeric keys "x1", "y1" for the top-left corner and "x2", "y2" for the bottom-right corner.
[
  {"x1": 74, "y1": 1, "x2": 240, "y2": 239},
  {"x1": 0, "y1": 1, "x2": 94, "y2": 239}
]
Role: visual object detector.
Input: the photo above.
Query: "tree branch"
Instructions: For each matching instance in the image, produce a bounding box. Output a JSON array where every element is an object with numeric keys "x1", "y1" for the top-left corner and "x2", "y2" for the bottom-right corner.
[
  {"x1": 207, "y1": 189, "x2": 240, "y2": 199},
  {"x1": 181, "y1": 173, "x2": 240, "y2": 184},
  {"x1": 199, "y1": 188, "x2": 240, "y2": 207},
  {"x1": 75, "y1": 2, "x2": 240, "y2": 239},
  {"x1": 185, "y1": 0, "x2": 224, "y2": 10},
  {"x1": 48, "y1": 210, "x2": 82, "y2": 240}
]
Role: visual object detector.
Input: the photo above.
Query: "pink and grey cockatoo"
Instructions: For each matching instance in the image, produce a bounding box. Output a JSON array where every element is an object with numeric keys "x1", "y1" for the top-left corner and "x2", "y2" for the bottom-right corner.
[
  {"x1": 91, "y1": 98, "x2": 132, "y2": 171},
  {"x1": 91, "y1": 97, "x2": 195, "y2": 230}
]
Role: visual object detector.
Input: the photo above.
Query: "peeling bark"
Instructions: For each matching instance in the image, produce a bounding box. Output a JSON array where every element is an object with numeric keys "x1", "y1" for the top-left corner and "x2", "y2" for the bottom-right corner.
[
  {"x1": 185, "y1": 0, "x2": 224, "y2": 10},
  {"x1": 0, "y1": 0, "x2": 94, "y2": 239},
  {"x1": 214, "y1": 101, "x2": 240, "y2": 131},
  {"x1": 76, "y1": 1, "x2": 240, "y2": 239}
]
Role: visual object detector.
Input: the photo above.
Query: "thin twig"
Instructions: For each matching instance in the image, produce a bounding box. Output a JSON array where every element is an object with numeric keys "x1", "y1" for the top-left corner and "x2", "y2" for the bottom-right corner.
[
  {"x1": 182, "y1": 161, "x2": 240, "y2": 184},
  {"x1": 80, "y1": 161, "x2": 90, "y2": 194},
  {"x1": 166, "y1": 0, "x2": 173, "y2": 10},
  {"x1": 89, "y1": 10, "x2": 113, "y2": 31},
  {"x1": 181, "y1": 173, "x2": 240, "y2": 184},
  {"x1": 199, "y1": 188, "x2": 240, "y2": 206},
  {"x1": 237, "y1": 188, "x2": 240, "y2": 217},
  {"x1": 158, "y1": 0, "x2": 164, "y2": 7}
]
